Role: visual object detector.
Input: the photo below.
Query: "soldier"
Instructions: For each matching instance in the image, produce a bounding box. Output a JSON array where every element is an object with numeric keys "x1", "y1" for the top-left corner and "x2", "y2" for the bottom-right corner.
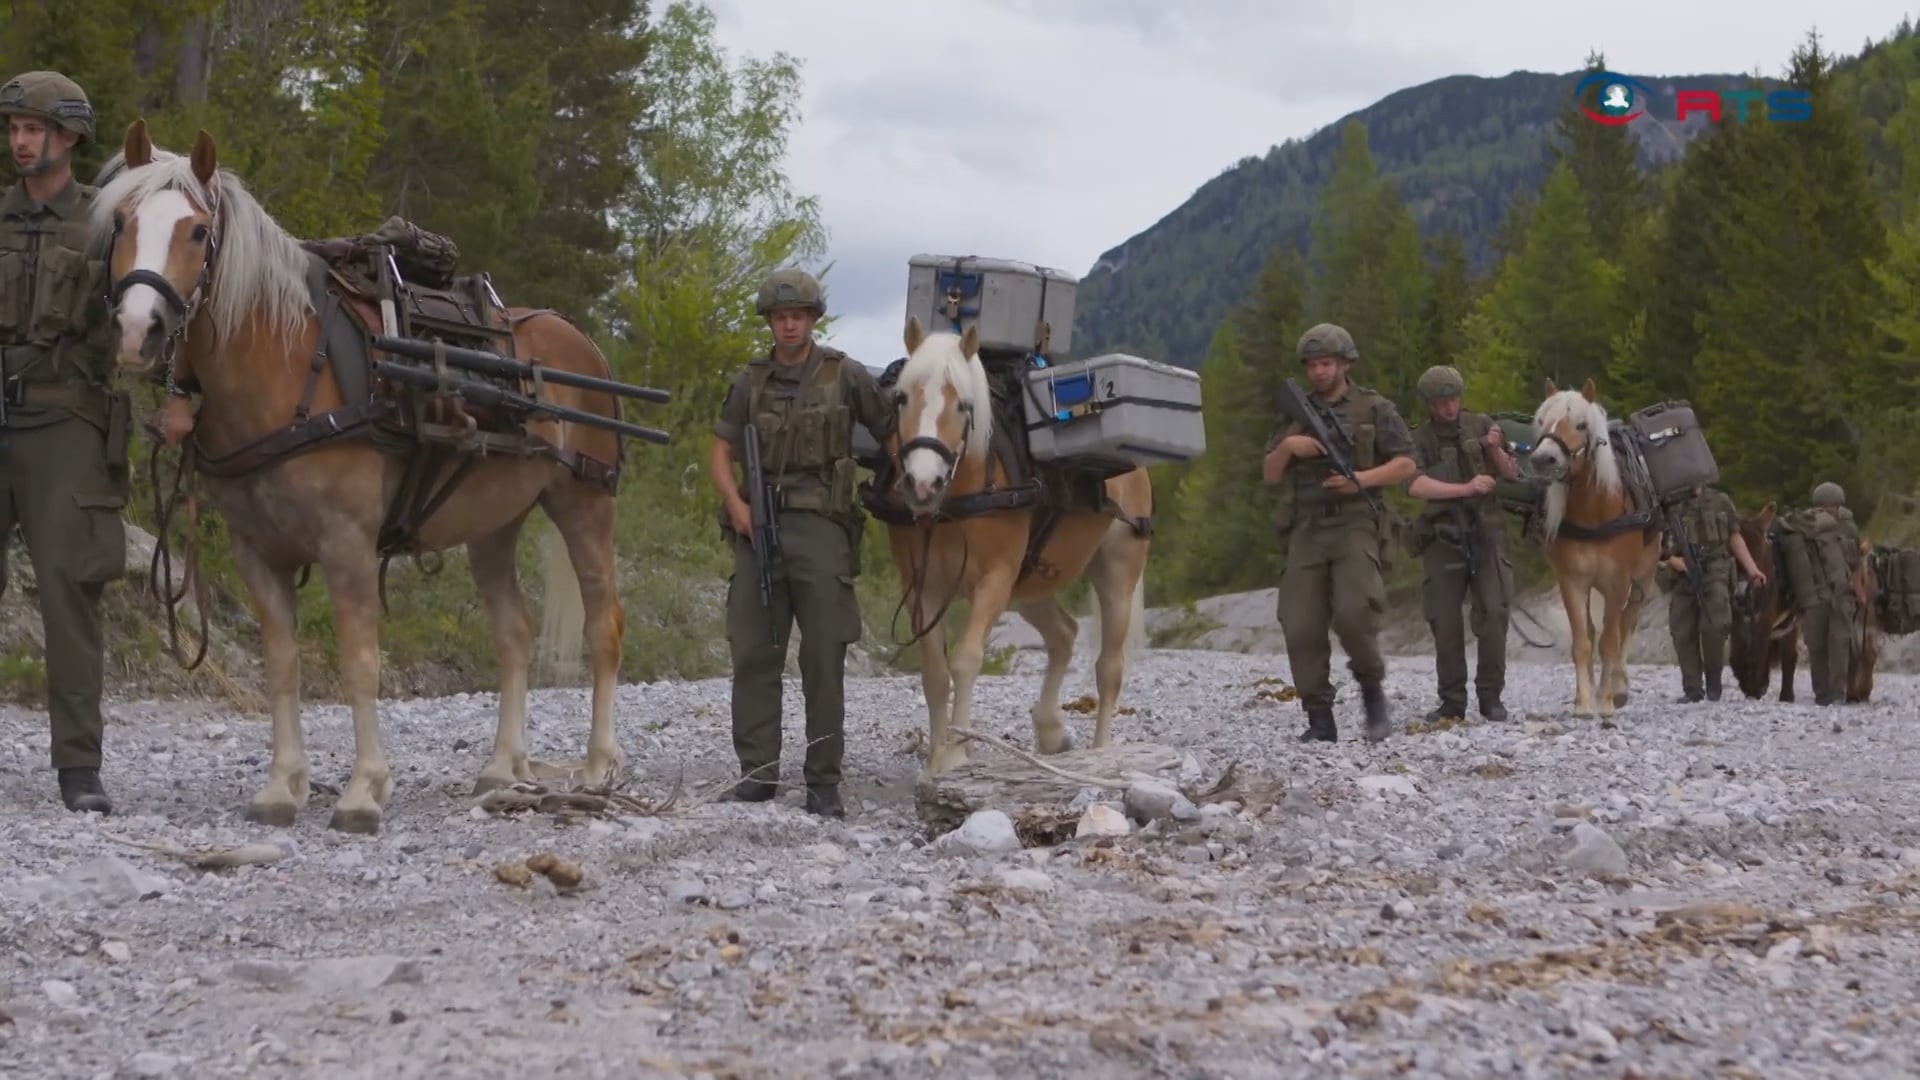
[
  {"x1": 1404, "y1": 365, "x2": 1520, "y2": 724},
  {"x1": 706, "y1": 269, "x2": 894, "y2": 817},
  {"x1": 1, "y1": 71, "x2": 128, "y2": 813},
  {"x1": 1261, "y1": 323, "x2": 1417, "y2": 743},
  {"x1": 1657, "y1": 483, "x2": 1766, "y2": 702},
  {"x1": 1794, "y1": 482, "x2": 1863, "y2": 707}
]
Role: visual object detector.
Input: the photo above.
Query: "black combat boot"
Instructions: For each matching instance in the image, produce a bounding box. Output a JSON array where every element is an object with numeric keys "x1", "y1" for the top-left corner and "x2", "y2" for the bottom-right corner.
[
  {"x1": 1361, "y1": 682, "x2": 1393, "y2": 743},
  {"x1": 1298, "y1": 708, "x2": 1337, "y2": 743},
  {"x1": 1424, "y1": 702, "x2": 1468, "y2": 725},
  {"x1": 58, "y1": 768, "x2": 112, "y2": 814},
  {"x1": 805, "y1": 784, "x2": 845, "y2": 819},
  {"x1": 1705, "y1": 671, "x2": 1723, "y2": 702},
  {"x1": 1676, "y1": 684, "x2": 1704, "y2": 704},
  {"x1": 1478, "y1": 696, "x2": 1509, "y2": 723},
  {"x1": 729, "y1": 776, "x2": 778, "y2": 802}
]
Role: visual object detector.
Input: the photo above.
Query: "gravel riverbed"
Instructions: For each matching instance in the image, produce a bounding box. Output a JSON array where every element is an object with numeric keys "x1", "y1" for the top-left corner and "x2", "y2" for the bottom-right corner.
[{"x1": 2, "y1": 647, "x2": 1918, "y2": 1079}]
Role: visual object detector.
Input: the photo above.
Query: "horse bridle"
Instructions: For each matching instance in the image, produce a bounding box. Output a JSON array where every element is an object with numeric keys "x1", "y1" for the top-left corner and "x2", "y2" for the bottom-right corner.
[
  {"x1": 105, "y1": 178, "x2": 221, "y2": 393},
  {"x1": 892, "y1": 393, "x2": 974, "y2": 498},
  {"x1": 1535, "y1": 424, "x2": 1605, "y2": 478}
]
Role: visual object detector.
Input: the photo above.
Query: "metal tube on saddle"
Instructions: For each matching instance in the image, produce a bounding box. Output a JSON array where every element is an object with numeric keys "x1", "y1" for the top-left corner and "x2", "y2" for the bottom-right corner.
[
  {"x1": 372, "y1": 360, "x2": 671, "y2": 444},
  {"x1": 373, "y1": 334, "x2": 672, "y2": 405}
]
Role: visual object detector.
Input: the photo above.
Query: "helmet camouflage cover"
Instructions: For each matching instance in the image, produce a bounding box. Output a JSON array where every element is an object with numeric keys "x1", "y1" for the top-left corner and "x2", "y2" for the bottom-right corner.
[
  {"x1": 1418, "y1": 365, "x2": 1464, "y2": 402},
  {"x1": 756, "y1": 268, "x2": 826, "y2": 317},
  {"x1": 1811, "y1": 482, "x2": 1845, "y2": 507},
  {"x1": 1297, "y1": 322, "x2": 1357, "y2": 362},
  {"x1": 0, "y1": 71, "x2": 94, "y2": 144}
]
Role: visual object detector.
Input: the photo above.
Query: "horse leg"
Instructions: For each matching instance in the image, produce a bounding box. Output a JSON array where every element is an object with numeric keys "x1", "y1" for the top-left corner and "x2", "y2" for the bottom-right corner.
[
  {"x1": 1595, "y1": 583, "x2": 1632, "y2": 718},
  {"x1": 1559, "y1": 576, "x2": 1598, "y2": 716},
  {"x1": 468, "y1": 518, "x2": 537, "y2": 793},
  {"x1": 918, "y1": 591, "x2": 961, "y2": 777},
  {"x1": 541, "y1": 485, "x2": 625, "y2": 784},
  {"x1": 232, "y1": 539, "x2": 308, "y2": 826},
  {"x1": 1779, "y1": 625, "x2": 1799, "y2": 703},
  {"x1": 320, "y1": 548, "x2": 393, "y2": 834},
  {"x1": 1611, "y1": 574, "x2": 1651, "y2": 709},
  {"x1": 1015, "y1": 595, "x2": 1078, "y2": 755},
  {"x1": 1087, "y1": 533, "x2": 1146, "y2": 749},
  {"x1": 943, "y1": 568, "x2": 1017, "y2": 772}
]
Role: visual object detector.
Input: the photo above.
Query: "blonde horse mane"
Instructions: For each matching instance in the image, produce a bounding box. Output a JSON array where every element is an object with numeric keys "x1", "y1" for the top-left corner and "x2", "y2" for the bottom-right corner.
[
  {"x1": 897, "y1": 329, "x2": 994, "y2": 466},
  {"x1": 1535, "y1": 389, "x2": 1621, "y2": 539},
  {"x1": 89, "y1": 152, "x2": 313, "y2": 348}
]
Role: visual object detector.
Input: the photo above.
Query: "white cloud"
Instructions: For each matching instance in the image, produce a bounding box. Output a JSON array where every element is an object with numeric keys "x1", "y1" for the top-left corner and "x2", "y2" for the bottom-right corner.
[{"x1": 710, "y1": 0, "x2": 1907, "y2": 370}]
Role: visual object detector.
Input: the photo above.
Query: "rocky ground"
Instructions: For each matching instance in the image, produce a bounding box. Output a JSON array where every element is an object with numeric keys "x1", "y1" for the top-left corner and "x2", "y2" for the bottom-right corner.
[{"x1": 3, "y1": 642, "x2": 1919, "y2": 1079}]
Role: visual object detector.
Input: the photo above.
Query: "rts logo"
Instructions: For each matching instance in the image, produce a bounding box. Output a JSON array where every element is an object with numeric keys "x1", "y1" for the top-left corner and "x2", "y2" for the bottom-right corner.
[{"x1": 1571, "y1": 71, "x2": 1811, "y2": 125}]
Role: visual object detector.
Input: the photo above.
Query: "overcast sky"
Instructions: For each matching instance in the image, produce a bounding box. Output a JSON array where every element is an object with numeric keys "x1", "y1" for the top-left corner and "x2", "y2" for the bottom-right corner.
[{"x1": 709, "y1": 0, "x2": 1908, "y2": 370}]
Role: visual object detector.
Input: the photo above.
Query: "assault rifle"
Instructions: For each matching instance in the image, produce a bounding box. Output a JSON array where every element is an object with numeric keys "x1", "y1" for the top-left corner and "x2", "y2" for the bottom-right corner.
[
  {"x1": 374, "y1": 335, "x2": 673, "y2": 405},
  {"x1": 373, "y1": 360, "x2": 672, "y2": 444},
  {"x1": 1664, "y1": 508, "x2": 1707, "y2": 600},
  {"x1": 1275, "y1": 378, "x2": 1383, "y2": 510},
  {"x1": 742, "y1": 424, "x2": 784, "y2": 647}
]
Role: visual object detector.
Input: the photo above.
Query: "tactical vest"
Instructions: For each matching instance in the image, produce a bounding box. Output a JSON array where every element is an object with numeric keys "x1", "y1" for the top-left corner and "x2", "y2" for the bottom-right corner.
[
  {"x1": 745, "y1": 346, "x2": 859, "y2": 517},
  {"x1": 1289, "y1": 384, "x2": 1387, "y2": 509},
  {"x1": 1413, "y1": 412, "x2": 1498, "y2": 523},
  {"x1": 1677, "y1": 489, "x2": 1734, "y2": 559},
  {"x1": 0, "y1": 180, "x2": 110, "y2": 392}
]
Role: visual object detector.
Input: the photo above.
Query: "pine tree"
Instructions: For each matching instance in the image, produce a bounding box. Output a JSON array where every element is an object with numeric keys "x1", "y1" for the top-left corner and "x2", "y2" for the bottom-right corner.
[
  {"x1": 1422, "y1": 233, "x2": 1473, "y2": 364},
  {"x1": 1550, "y1": 50, "x2": 1646, "y2": 260},
  {"x1": 1457, "y1": 161, "x2": 1625, "y2": 403},
  {"x1": 1692, "y1": 32, "x2": 1888, "y2": 507},
  {"x1": 1305, "y1": 121, "x2": 1428, "y2": 411}
]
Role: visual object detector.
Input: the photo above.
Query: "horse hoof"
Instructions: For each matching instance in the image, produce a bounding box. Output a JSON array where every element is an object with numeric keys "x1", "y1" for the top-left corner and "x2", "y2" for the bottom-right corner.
[
  {"x1": 245, "y1": 801, "x2": 298, "y2": 828},
  {"x1": 471, "y1": 774, "x2": 516, "y2": 796},
  {"x1": 1613, "y1": 691, "x2": 1630, "y2": 709},
  {"x1": 328, "y1": 807, "x2": 383, "y2": 835}
]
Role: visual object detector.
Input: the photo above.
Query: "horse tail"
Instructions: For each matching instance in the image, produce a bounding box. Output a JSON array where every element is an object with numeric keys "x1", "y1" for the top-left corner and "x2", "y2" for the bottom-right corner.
[{"x1": 534, "y1": 526, "x2": 586, "y2": 685}]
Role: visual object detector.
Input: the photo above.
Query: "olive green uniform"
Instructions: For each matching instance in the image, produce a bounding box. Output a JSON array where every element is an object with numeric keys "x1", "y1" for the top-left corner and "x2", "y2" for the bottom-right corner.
[
  {"x1": 1782, "y1": 485, "x2": 1861, "y2": 705},
  {"x1": 1656, "y1": 487, "x2": 1740, "y2": 701},
  {"x1": 1, "y1": 74, "x2": 129, "y2": 784},
  {"x1": 713, "y1": 344, "x2": 892, "y2": 790},
  {"x1": 1272, "y1": 380, "x2": 1414, "y2": 738},
  {"x1": 1408, "y1": 411, "x2": 1512, "y2": 720}
]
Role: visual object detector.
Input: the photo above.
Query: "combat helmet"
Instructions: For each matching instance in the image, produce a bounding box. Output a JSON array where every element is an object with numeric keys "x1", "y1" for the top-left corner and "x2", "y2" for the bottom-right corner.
[
  {"x1": 1418, "y1": 365, "x2": 1464, "y2": 402},
  {"x1": 0, "y1": 71, "x2": 94, "y2": 144},
  {"x1": 1297, "y1": 323, "x2": 1357, "y2": 362},
  {"x1": 1811, "y1": 482, "x2": 1845, "y2": 507},
  {"x1": 756, "y1": 268, "x2": 826, "y2": 317}
]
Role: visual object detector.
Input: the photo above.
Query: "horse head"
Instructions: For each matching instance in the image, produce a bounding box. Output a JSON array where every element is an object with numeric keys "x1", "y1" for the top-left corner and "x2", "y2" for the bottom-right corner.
[
  {"x1": 892, "y1": 315, "x2": 993, "y2": 517},
  {"x1": 1528, "y1": 377, "x2": 1609, "y2": 484},
  {"x1": 91, "y1": 119, "x2": 310, "y2": 385},
  {"x1": 92, "y1": 120, "x2": 222, "y2": 378}
]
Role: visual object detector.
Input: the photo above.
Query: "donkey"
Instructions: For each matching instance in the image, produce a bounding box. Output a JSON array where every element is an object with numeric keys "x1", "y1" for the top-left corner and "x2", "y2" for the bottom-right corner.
[
  {"x1": 1527, "y1": 379, "x2": 1662, "y2": 718},
  {"x1": 883, "y1": 318, "x2": 1153, "y2": 779},
  {"x1": 93, "y1": 122, "x2": 628, "y2": 833}
]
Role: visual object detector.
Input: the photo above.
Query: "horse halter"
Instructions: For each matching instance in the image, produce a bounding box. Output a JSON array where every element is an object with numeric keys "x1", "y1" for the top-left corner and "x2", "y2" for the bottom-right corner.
[
  {"x1": 106, "y1": 179, "x2": 220, "y2": 386},
  {"x1": 894, "y1": 392, "x2": 974, "y2": 493}
]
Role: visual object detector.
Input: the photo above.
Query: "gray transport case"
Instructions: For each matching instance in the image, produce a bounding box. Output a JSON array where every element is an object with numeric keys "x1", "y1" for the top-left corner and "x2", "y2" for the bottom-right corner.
[
  {"x1": 1022, "y1": 352, "x2": 1205, "y2": 473},
  {"x1": 905, "y1": 254, "x2": 1077, "y2": 357}
]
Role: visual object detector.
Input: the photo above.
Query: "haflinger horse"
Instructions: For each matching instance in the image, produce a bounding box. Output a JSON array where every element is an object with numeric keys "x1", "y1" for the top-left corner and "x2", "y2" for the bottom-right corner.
[
  {"x1": 1843, "y1": 537, "x2": 1880, "y2": 703},
  {"x1": 885, "y1": 318, "x2": 1152, "y2": 779},
  {"x1": 1731, "y1": 502, "x2": 1800, "y2": 702},
  {"x1": 1527, "y1": 378, "x2": 1662, "y2": 718},
  {"x1": 94, "y1": 122, "x2": 627, "y2": 833}
]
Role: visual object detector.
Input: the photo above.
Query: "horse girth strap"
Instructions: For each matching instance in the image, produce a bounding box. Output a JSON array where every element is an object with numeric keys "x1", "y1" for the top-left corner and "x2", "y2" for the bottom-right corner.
[{"x1": 1555, "y1": 510, "x2": 1657, "y2": 541}]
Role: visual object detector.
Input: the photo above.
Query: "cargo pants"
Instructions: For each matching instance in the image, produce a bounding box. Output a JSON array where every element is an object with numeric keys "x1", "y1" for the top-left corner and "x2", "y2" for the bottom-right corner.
[
  {"x1": 1420, "y1": 518, "x2": 1511, "y2": 716},
  {"x1": 1803, "y1": 594, "x2": 1857, "y2": 704},
  {"x1": 725, "y1": 509, "x2": 863, "y2": 788},
  {"x1": 1665, "y1": 559, "x2": 1734, "y2": 697},
  {"x1": 0, "y1": 411, "x2": 128, "y2": 769},
  {"x1": 1276, "y1": 502, "x2": 1388, "y2": 710}
]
